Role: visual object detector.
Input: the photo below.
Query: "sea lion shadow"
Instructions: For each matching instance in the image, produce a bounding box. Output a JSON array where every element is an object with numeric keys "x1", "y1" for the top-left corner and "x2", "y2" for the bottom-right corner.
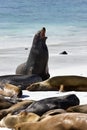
[{"x1": 21, "y1": 95, "x2": 30, "y2": 98}]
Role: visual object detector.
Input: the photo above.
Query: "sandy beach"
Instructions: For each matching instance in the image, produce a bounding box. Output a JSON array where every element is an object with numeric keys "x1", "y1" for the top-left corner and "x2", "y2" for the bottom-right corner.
[
  {"x1": 1, "y1": 44, "x2": 87, "y2": 76},
  {"x1": 0, "y1": 45, "x2": 87, "y2": 130}
]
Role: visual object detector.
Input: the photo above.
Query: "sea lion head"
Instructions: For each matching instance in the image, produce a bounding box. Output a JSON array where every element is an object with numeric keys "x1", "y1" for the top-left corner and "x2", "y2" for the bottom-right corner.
[
  {"x1": 26, "y1": 82, "x2": 49, "y2": 91},
  {"x1": 26, "y1": 82, "x2": 43, "y2": 91}
]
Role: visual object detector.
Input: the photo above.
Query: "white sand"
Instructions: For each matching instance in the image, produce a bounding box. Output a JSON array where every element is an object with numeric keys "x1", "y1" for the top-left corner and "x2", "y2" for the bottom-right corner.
[{"x1": 0, "y1": 45, "x2": 87, "y2": 130}]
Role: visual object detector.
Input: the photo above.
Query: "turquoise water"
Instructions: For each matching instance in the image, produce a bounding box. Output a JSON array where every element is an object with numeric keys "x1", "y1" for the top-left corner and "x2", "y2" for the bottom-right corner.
[{"x1": 0, "y1": 0, "x2": 87, "y2": 48}]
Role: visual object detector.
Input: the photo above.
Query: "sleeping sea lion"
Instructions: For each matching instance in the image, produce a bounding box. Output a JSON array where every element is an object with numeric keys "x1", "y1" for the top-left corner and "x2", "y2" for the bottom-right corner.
[
  {"x1": 0, "y1": 74, "x2": 42, "y2": 90},
  {"x1": 0, "y1": 83, "x2": 22, "y2": 98},
  {"x1": 14, "y1": 113, "x2": 87, "y2": 130},
  {"x1": 27, "y1": 75, "x2": 87, "y2": 91}
]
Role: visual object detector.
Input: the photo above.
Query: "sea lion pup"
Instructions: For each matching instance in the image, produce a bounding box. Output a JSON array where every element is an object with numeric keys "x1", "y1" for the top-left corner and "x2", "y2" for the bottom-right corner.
[
  {"x1": 0, "y1": 83, "x2": 22, "y2": 98},
  {"x1": 27, "y1": 75, "x2": 87, "y2": 91},
  {"x1": 14, "y1": 113, "x2": 87, "y2": 130},
  {"x1": 0, "y1": 74, "x2": 42, "y2": 90},
  {"x1": 24, "y1": 94, "x2": 79, "y2": 116},
  {"x1": 0, "y1": 99, "x2": 34, "y2": 120},
  {"x1": 67, "y1": 104, "x2": 87, "y2": 113},
  {"x1": 0, "y1": 111, "x2": 40, "y2": 128}
]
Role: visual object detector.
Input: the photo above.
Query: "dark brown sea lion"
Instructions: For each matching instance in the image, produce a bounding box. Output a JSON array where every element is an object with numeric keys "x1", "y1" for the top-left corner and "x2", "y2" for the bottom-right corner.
[
  {"x1": 24, "y1": 94, "x2": 79, "y2": 116},
  {"x1": 16, "y1": 27, "x2": 50, "y2": 80},
  {"x1": 0, "y1": 96, "x2": 21, "y2": 110},
  {"x1": 14, "y1": 113, "x2": 87, "y2": 130},
  {"x1": 27, "y1": 75, "x2": 87, "y2": 91},
  {"x1": 0, "y1": 74, "x2": 42, "y2": 90}
]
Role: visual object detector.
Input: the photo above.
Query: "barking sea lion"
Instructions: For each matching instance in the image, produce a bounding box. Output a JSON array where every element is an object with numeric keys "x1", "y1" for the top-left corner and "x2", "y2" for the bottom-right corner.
[{"x1": 16, "y1": 28, "x2": 50, "y2": 80}]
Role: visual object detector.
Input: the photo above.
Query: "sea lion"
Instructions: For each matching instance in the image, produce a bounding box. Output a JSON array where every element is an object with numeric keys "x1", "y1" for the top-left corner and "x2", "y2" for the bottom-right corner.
[
  {"x1": 16, "y1": 27, "x2": 50, "y2": 80},
  {"x1": 0, "y1": 74, "x2": 42, "y2": 90},
  {"x1": 67, "y1": 104, "x2": 87, "y2": 113},
  {"x1": 0, "y1": 96, "x2": 21, "y2": 110},
  {"x1": 0, "y1": 83, "x2": 22, "y2": 98},
  {"x1": 24, "y1": 94, "x2": 79, "y2": 116},
  {"x1": 27, "y1": 75, "x2": 87, "y2": 91},
  {"x1": 40, "y1": 109, "x2": 66, "y2": 120},
  {"x1": 0, "y1": 111, "x2": 40, "y2": 128},
  {"x1": 0, "y1": 100, "x2": 34, "y2": 120},
  {"x1": 14, "y1": 113, "x2": 87, "y2": 130}
]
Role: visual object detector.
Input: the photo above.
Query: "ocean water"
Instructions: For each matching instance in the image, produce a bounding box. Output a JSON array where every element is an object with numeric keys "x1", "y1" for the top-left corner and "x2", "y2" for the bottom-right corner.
[{"x1": 0, "y1": 0, "x2": 87, "y2": 48}]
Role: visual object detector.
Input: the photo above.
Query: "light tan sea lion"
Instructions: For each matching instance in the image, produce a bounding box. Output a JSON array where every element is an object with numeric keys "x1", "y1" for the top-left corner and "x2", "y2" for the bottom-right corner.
[
  {"x1": 0, "y1": 99, "x2": 34, "y2": 120},
  {"x1": 0, "y1": 83, "x2": 22, "y2": 98},
  {"x1": 40, "y1": 109, "x2": 66, "y2": 120},
  {"x1": 0, "y1": 111, "x2": 40, "y2": 128},
  {"x1": 27, "y1": 75, "x2": 87, "y2": 91},
  {"x1": 14, "y1": 113, "x2": 87, "y2": 130},
  {"x1": 67, "y1": 104, "x2": 87, "y2": 113}
]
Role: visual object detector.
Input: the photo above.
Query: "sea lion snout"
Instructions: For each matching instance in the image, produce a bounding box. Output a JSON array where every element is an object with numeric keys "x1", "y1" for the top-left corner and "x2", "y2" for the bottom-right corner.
[{"x1": 26, "y1": 83, "x2": 41, "y2": 91}]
